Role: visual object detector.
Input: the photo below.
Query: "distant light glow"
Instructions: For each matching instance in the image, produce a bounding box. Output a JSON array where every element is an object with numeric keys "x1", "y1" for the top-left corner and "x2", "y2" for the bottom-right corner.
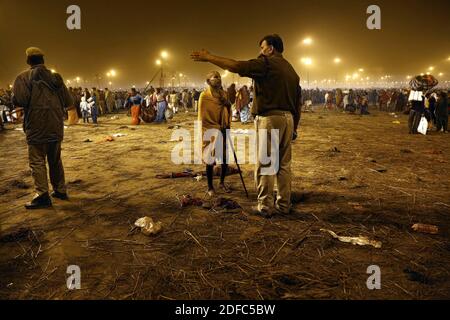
[
  {"x1": 161, "y1": 51, "x2": 169, "y2": 59},
  {"x1": 334, "y1": 57, "x2": 341, "y2": 64},
  {"x1": 302, "y1": 38, "x2": 313, "y2": 45},
  {"x1": 301, "y1": 57, "x2": 312, "y2": 65},
  {"x1": 156, "y1": 59, "x2": 162, "y2": 66}
]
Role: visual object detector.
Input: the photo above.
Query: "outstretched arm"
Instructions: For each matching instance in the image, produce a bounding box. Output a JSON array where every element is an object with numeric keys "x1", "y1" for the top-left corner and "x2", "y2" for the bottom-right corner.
[{"x1": 191, "y1": 49, "x2": 240, "y2": 73}]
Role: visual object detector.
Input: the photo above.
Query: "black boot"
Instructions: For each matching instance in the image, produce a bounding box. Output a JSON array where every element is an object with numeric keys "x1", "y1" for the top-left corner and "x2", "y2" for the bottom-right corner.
[
  {"x1": 25, "y1": 193, "x2": 52, "y2": 210},
  {"x1": 51, "y1": 191, "x2": 69, "y2": 200}
]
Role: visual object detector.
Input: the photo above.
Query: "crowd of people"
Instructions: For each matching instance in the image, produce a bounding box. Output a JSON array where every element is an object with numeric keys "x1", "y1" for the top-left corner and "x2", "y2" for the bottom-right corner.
[
  {"x1": 2, "y1": 38, "x2": 449, "y2": 215},
  {"x1": 1, "y1": 83, "x2": 448, "y2": 133}
]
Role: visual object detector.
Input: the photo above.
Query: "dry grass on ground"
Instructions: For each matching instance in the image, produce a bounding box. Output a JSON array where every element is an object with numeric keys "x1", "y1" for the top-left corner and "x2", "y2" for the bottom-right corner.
[{"x1": 0, "y1": 108, "x2": 449, "y2": 300}]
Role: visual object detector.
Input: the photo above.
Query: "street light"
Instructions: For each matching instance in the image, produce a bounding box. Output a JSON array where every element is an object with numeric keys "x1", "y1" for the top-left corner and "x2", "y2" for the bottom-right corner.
[
  {"x1": 358, "y1": 68, "x2": 364, "y2": 72},
  {"x1": 302, "y1": 38, "x2": 313, "y2": 45},
  {"x1": 156, "y1": 51, "x2": 169, "y2": 88},
  {"x1": 334, "y1": 58, "x2": 341, "y2": 64},
  {"x1": 428, "y1": 66, "x2": 434, "y2": 71}
]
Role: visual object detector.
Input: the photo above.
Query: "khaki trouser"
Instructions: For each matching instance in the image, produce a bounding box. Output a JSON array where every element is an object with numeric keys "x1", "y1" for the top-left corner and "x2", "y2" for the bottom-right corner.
[
  {"x1": 255, "y1": 112, "x2": 294, "y2": 213},
  {"x1": 28, "y1": 142, "x2": 66, "y2": 196}
]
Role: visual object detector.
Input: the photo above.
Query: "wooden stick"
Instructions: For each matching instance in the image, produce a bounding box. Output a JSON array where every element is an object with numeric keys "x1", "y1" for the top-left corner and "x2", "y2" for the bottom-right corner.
[{"x1": 269, "y1": 238, "x2": 290, "y2": 264}]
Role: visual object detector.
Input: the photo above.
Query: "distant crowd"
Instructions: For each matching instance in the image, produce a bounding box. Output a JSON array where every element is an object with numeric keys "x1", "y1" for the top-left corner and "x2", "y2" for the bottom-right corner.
[{"x1": 1, "y1": 85, "x2": 449, "y2": 133}]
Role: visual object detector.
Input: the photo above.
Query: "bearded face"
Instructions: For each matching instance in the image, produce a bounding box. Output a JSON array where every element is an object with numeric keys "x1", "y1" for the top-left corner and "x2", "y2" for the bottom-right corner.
[{"x1": 207, "y1": 72, "x2": 222, "y2": 89}]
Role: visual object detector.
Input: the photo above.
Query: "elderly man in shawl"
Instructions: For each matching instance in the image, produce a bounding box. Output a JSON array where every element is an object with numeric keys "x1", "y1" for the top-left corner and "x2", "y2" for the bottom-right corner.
[{"x1": 198, "y1": 71, "x2": 232, "y2": 197}]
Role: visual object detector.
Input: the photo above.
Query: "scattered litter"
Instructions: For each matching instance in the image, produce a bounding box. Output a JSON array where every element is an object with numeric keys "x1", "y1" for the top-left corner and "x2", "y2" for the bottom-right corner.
[
  {"x1": 105, "y1": 136, "x2": 115, "y2": 142},
  {"x1": 112, "y1": 133, "x2": 127, "y2": 138},
  {"x1": 423, "y1": 149, "x2": 443, "y2": 155},
  {"x1": 110, "y1": 116, "x2": 120, "y2": 120},
  {"x1": 156, "y1": 172, "x2": 195, "y2": 179},
  {"x1": 14, "y1": 128, "x2": 23, "y2": 132},
  {"x1": 370, "y1": 167, "x2": 387, "y2": 173},
  {"x1": 64, "y1": 126, "x2": 69, "y2": 129},
  {"x1": 134, "y1": 217, "x2": 163, "y2": 236},
  {"x1": 208, "y1": 197, "x2": 242, "y2": 214},
  {"x1": 403, "y1": 268, "x2": 432, "y2": 284},
  {"x1": 177, "y1": 194, "x2": 203, "y2": 208},
  {"x1": 215, "y1": 197, "x2": 241, "y2": 213},
  {"x1": 400, "y1": 149, "x2": 413, "y2": 154},
  {"x1": 0, "y1": 228, "x2": 32, "y2": 243},
  {"x1": 168, "y1": 125, "x2": 181, "y2": 129},
  {"x1": 156, "y1": 166, "x2": 240, "y2": 179},
  {"x1": 411, "y1": 223, "x2": 439, "y2": 235},
  {"x1": 338, "y1": 176, "x2": 348, "y2": 181},
  {"x1": 194, "y1": 175, "x2": 203, "y2": 182},
  {"x1": 320, "y1": 229, "x2": 382, "y2": 249},
  {"x1": 389, "y1": 113, "x2": 396, "y2": 116},
  {"x1": 367, "y1": 157, "x2": 377, "y2": 163},
  {"x1": 329, "y1": 147, "x2": 340, "y2": 153},
  {"x1": 83, "y1": 139, "x2": 93, "y2": 143},
  {"x1": 117, "y1": 126, "x2": 128, "y2": 129},
  {"x1": 6, "y1": 283, "x2": 13, "y2": 288},
  {"x1": 348, "y1": 202, "x2": 365, "y2": 211},
  {"x1": 68, "y1": 179, "x2": 83, "y2": 185},
  {"x1": 392, "y1": 120, "x2": 401, "y2": 124}
]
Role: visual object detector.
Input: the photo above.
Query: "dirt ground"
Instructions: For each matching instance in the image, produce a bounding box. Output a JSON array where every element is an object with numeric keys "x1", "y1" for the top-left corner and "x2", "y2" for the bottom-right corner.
[{"x1": 0, "y1": 108, "x2": 449, "y2": 300}]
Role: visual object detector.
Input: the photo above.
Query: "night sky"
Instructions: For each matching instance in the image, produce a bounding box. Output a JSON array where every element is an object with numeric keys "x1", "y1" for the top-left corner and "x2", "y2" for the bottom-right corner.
[{"x1": 0, "y1": 0, "x2": 449, "y2": 88}]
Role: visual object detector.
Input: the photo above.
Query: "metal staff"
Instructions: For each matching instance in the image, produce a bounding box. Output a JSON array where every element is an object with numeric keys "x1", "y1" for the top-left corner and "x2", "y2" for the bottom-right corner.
[{"x1": 226, "y1": 131, "x2": 249, "y2": 198}]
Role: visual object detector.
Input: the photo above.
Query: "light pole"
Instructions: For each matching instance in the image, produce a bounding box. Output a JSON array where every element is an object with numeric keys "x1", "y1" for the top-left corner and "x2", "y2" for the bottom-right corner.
[
  {"x1": 301, "y1": 38, "x2": 313, "y2": 88},
  {"x1": 156, "y1": 51, "x2": 169, "y2": 88},
  {"x1": 334, "y1": 57, "x2": 341, "y2": 84},
  {"x1": 301, "y1": 57, "x2": 312, "y2": 88}
]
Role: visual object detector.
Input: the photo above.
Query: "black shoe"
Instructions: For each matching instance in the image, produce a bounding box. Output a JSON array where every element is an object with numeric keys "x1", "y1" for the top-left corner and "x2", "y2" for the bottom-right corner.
[
  {"x1": 25, "y1": 193, "x2": 52, "y2": 210},
  {"x1": 51, "y1": 191, "x2": 69, "y2": 200}
]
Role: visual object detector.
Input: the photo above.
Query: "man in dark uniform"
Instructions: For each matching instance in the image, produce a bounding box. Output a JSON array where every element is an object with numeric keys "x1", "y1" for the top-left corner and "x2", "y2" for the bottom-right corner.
[
  {"x1": 12, "y1": 47, "x2": 73, "y2": 209},
  {"x1": 191, "y1": 34, "x2": 302, "y2": 217}
]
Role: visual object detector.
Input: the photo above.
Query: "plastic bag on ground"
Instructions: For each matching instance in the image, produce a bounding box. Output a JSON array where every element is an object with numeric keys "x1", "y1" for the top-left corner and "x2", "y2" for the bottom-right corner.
[
  {"x1": 321, "y1": 229, "x2": 382, "y2": 248},
  {"x1": 134, "y1": 217, "x2": 163, "y2": 236}
]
